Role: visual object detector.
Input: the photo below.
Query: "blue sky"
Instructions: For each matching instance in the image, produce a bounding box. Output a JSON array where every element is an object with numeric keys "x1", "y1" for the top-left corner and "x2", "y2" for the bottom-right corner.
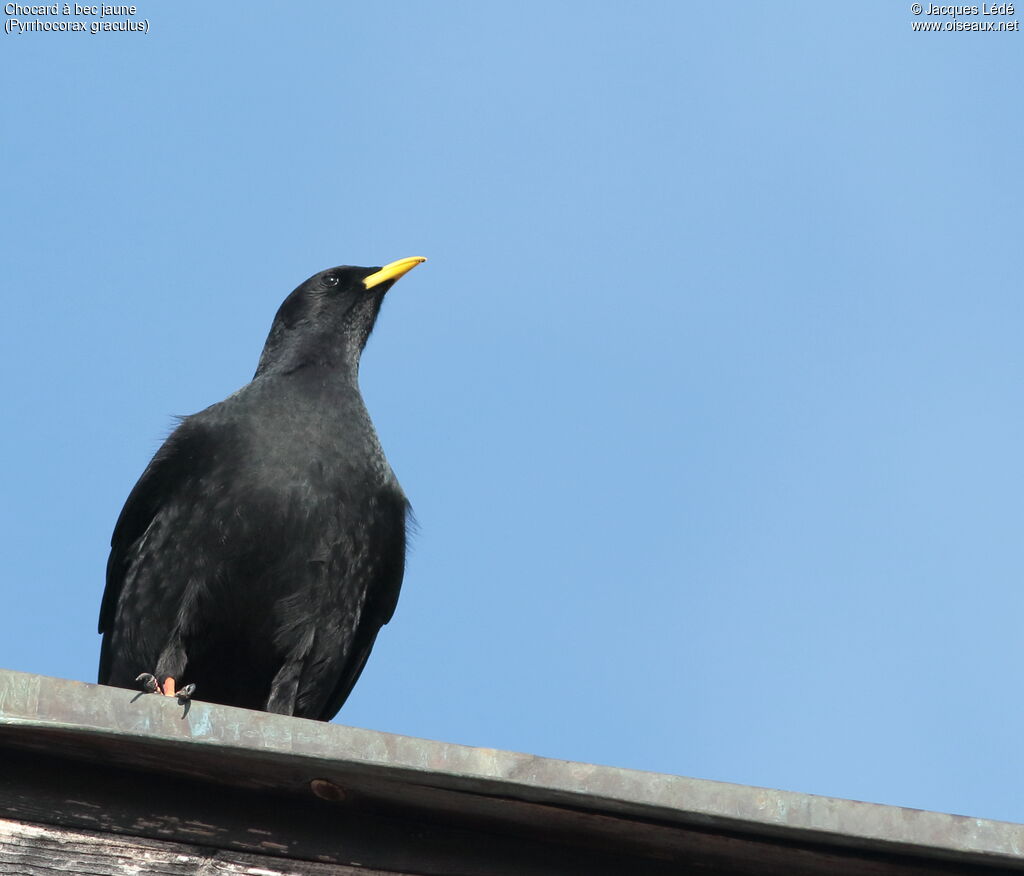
[{"x1": 4, "y1": 2, "x2": 1023, "y2": 824}]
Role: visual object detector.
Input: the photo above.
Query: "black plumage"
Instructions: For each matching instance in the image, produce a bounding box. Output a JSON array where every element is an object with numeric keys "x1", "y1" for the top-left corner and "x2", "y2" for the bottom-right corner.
[{"x1": 98, "y1": 257, "x2": 425, "y2": 720}]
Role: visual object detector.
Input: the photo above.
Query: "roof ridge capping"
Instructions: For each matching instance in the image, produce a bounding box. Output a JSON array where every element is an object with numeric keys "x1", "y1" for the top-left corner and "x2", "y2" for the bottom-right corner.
[{"x1": 1, "y1": 668, "x2": 1021, "y2": 873}]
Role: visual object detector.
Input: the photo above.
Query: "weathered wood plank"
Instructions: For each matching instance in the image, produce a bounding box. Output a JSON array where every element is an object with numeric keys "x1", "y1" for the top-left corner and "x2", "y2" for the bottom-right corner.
[
  {"x1": 0, "y1": 817, "x2": 395, "y2": 876},
  {"x1": 0, "y1": 752, "x2": 689, "y2": 876},
  {"x1": 0, "y1": 748, "x2": 1011, "y2": 876}
]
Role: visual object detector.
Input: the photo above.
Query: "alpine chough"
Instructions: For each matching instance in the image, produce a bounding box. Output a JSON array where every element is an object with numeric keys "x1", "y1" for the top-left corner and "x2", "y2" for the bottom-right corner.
[{"x1": 97, "y1": 257, "x2": 425, "y2": 720}]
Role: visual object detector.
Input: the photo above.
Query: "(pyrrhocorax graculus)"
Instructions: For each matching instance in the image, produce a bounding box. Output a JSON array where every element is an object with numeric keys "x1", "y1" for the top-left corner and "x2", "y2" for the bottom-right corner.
[{"x1": 97, "y1": 257, "x2": 425, "y2": 720}]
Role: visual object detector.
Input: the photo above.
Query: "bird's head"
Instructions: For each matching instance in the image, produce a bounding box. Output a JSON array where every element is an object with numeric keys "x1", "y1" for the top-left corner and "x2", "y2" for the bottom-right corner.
[{"x1": 255, "y1": 257, "x2": 426, "y2": 378}]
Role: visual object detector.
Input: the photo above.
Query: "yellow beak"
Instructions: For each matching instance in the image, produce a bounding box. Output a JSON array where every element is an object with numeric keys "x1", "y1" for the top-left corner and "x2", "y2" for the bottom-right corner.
[{"x1": 362, "y1": 256, "x2": 427, "y2": 290}]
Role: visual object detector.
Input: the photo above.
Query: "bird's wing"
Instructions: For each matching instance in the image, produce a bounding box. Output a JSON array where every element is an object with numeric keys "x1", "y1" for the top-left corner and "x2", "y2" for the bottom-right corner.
[
  {"x1": 97, "y1": 419, "x2": 217, "y2": 681},
  {"x1": 309, "y1": 499, "x2": 410, "y2": 721}
]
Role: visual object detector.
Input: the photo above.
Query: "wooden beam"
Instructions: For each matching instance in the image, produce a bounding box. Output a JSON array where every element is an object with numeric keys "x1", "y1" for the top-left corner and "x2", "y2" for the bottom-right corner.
[{"x1": 0, "y1": 818, "x2": 395, "y2": 876}]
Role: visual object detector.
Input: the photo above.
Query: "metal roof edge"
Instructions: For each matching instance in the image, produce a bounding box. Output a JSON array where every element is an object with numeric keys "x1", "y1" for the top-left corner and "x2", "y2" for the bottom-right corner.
[{"x1": 1, "y1": 667, "x2": 1021, "y2": 868}]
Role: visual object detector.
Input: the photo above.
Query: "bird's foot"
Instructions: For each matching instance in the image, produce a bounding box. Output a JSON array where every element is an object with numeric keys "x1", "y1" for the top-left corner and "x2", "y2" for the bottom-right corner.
[
  {"x1": 135, "y1": 672, "x2": 159, "y2": 693},
  {"x1": 134, "y1": 673, "x2": 195, "y2": 702}
]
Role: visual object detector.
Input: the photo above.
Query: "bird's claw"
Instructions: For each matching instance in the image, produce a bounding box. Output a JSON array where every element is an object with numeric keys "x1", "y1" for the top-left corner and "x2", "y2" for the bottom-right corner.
[
  {"x1": 134, "y1": 673, "x2": 194, "y2": 702},
  {"x1": 135, "y1": 672, "x2": 159, "y2": 693}
]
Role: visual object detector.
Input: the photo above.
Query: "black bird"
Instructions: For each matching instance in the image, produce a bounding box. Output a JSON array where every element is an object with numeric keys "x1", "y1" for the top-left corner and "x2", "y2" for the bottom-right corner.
[{"x1": 98, "y1": 257, "x2": 425, "y2": 720}]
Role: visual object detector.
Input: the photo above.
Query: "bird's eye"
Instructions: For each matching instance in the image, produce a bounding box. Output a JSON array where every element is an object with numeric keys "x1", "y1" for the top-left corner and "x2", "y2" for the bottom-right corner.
[{"x1": 322, "y1": 274, "x2": 340, "y2": 288}]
